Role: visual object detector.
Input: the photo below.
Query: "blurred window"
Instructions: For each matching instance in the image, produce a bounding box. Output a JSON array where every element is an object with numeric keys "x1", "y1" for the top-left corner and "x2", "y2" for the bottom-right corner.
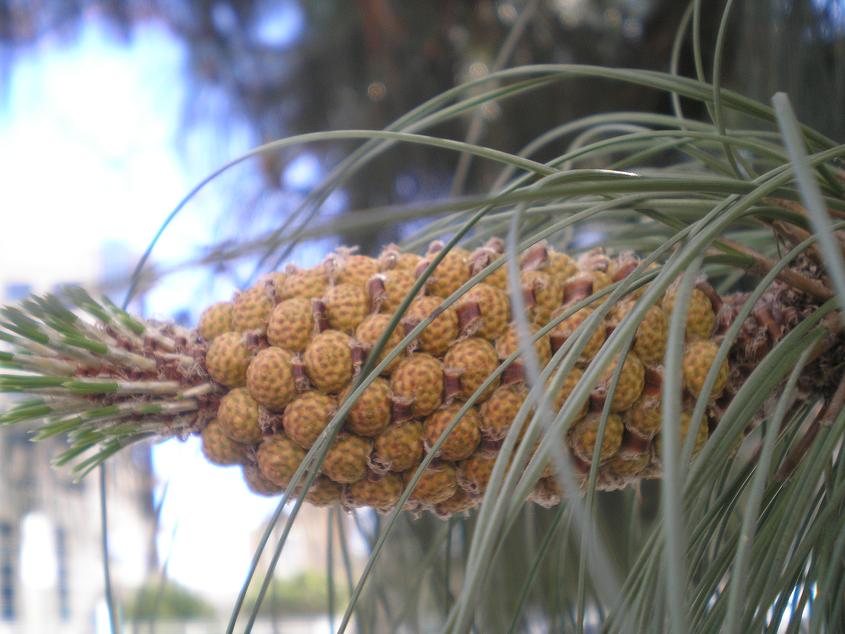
[
  {"x1": 56, "y1": 527, "x2": 70, "y2": 620},
  {"x1": 0, "y1": 522, "x2": 16, "y2": 621}
]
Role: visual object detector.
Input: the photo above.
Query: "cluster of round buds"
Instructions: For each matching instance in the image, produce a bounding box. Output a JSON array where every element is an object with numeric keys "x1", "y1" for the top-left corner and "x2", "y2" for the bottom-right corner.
[{"x1": 195, "y1": 239, "x2": 731, "y2": 517}]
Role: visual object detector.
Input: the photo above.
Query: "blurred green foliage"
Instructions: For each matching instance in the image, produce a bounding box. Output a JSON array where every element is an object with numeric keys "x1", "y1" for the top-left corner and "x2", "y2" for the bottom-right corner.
[
  {"x1": 246, "y1": 571, "x2": 347, "y2": 616},
  {"x1": 124, "y1": 580, "x2": 215, "y2": 620}
]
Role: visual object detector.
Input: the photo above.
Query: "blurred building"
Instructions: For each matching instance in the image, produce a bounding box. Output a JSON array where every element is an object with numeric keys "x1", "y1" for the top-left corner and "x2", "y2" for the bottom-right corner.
[
  {"x1": 0, "y1": 434, "x2": 156, "y2": 634},
  {"x1": 0, "y1": 245, "x2": 158, "y2": 634}
]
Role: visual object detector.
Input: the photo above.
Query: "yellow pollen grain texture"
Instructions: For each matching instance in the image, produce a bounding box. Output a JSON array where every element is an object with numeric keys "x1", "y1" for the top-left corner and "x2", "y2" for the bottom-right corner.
[
  {"x1": 424, "y1": 402, "x2": 481, "y2": 461},
  {"x1": 479, "y1": 384, "x2": 528, "y2": 441},
  {"x1": 458, "y1": 283, "x2": 510, "y2": 340},
  {"x1": 683, "y1": 339, "x2": 729, "y2": 398},
  {"x1": 267, "y1": 297, "x2": 314, "y2": 353},
  {"x1": 355, "y1": 313, "x2": 404, "y2": 375},
  {"x1": 232, "y1": 285, "x2": 274, "y2": 332},
  {"x1": 282, "y1": 391, "x2": 337, "y2": 449},
  {"x1": 568, "y1": 412, "x2": 624, "y2": 464},
  {"x1": 373, "y1": 422, "x2": 424, "y2": 473},
  {"x1": 257, "y1": 433, "x2": 306, "y2": 486},
  {"x1": 662, "y1": 287, "x2": 716, "y2": 340},
  {"x1": 424, "y1": 249, "x2": 470, "y2": 298},
  {"x1": 321, "y1": 434, "x2": 373, "y2": 484},
  {"x1": 198, "y1": 302, "x2": 233, "y2": 341},
  {"x1": 217, "y1": 387, "x2": 263, "y2": 445},
  {"x1": 404, "y1": 295, "x2": 459, "y2": 356},
  {"x1": 443, "y1": 337, "x2": 500, "y2": 403},
  {"x1": 390, "y1": 353, "x2": 444, "y2": 416},
  {"x1": 201, "y1": 419, "x2": 250, "y2": 466},
  {"x1": 206, "y1": 331, "x2": 252, "y2": 387},
  {"x1": 406, "y1": 462, "x2": 458, "y2": 505},
  {"x1": 304, "y1": 329, "x2": 353, "y2": 393},
  {"x1": 342, "y1": 377, "x2": 392, "y2": 437},
  {"x1": 246, "y1": 346, "x2": 296, "y2": 411},
  {"x1": 325, "y1": 283, "x2": 368, "y2": 334}
]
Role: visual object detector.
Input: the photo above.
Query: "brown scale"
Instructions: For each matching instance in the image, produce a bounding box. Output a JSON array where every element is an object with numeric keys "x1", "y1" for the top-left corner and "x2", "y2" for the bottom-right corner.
[
  {"x1": 390, "y1": 395, "x2": 415, "y2": 424},
  {"x1": 312, "y1": 298, "x2": 330, "y2": 333},
  {"x1": 528, "y1": 477, "x2": 563, "y2": 509},
  {"x1": 501, "y1": 362, "x2": 526, "y2": 385},
  {"x1": 456, "y1": 283, "x2": 510, "y2": 340},
  {"x1": 468, "y1": 240, "x2": 508, "y2": 291},
  {"x1": 577, "y1": 247, "x2": 613, "y2": 275},
  {"x1": 443, "y1": 367, "x2": 464, "y2": 404},
  {"x1": 611, "y1": 252, "x2": 639, "y2": 284},
  {"x1": 259, "y1": 271, "x2": 287, "y2": 303},
  {"x1": 257, "y1": 408, "x2": 283, "y2": 435},
  {"x1": 367, "y1": 275, "x2": 387, "y2": 313},
  {"x1": 602, "y1": 437, "x2": 652, "y2": 488},
  {"x1": 291, "y1": 355, "x2": 310, "y2": 392},
  {"x1": 350, "y1": 339, "x2": 366, "y2": 375},
  {"x1": 519, "y1": 242, "x2": 551, "y2": 271},
  {"x1": 562, "y1": 274, "x2": 594, "y2": 306},
  {"x1": 626, "y1": 383, "x2": 663, "y2": 440},
  {"x1": 520, "y1": 269, "x2": 561, "y2": 327},
  {"x1": 378, "y1": 244, "x2": 422, "y2": 274}
]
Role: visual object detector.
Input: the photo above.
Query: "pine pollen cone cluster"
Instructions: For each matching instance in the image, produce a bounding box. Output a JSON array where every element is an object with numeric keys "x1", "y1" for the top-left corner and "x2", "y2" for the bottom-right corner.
[{"x1": 196, "y1": 239, "x2": 737, "y2": 518}]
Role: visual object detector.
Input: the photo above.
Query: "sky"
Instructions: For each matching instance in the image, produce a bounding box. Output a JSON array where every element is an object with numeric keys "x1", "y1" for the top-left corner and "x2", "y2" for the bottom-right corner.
[{"x1": 0, "y1": 13, "x2": 334, "y2": 604}]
